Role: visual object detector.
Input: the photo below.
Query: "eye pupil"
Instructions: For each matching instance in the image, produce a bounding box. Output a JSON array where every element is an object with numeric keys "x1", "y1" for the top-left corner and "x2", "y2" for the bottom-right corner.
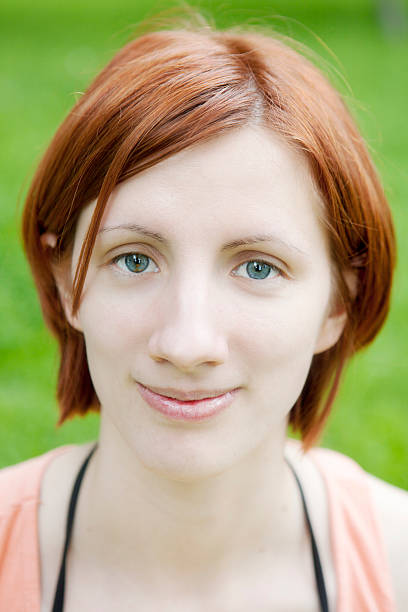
[
  {"x1": 247, "y1": 261, "x2": 271, "y2": 280},
  {"x1": 125, "y1": 253, "x2": 149, "y2": 273}
]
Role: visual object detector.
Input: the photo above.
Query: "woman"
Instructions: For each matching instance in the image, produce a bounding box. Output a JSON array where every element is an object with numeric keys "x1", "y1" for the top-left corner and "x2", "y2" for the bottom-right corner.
[{"x1": 0, "y1": 19, "x2": 406, "y2": 611}]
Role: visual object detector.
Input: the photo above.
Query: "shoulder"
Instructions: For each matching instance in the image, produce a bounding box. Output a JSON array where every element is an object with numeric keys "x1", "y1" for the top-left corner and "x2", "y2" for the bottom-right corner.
[
  {"x1": 0, "y1": 445, "x2": 90, "y2": 610},
  {"x1": 0, "y1": 446, "x2": 74, "y2": 512},
  {"x1": 38, "y1": 442, "x2": 96, "y2": 611},
  {"x1": 366, "y1": 474, "x2": 408, "y2": 611},
  {"x1": 309, "y1": 444, "x2": 408, "y2": 610}
]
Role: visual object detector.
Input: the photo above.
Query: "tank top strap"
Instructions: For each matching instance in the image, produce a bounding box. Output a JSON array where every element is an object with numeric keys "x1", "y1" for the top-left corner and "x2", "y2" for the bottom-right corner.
[
  {"x1": 309, "y1": 447, "x2": 395, "y2": 612},
  {"x1": 52, "y1": 444, "x2": 97, "y2": 612},
  {"x1": 52, "y1": 445, "x2": 329, "y2": 611}
]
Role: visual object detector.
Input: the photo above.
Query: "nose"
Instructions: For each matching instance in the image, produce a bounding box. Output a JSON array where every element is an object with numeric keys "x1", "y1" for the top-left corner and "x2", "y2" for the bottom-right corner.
[{"x1": 148, "y1": 278, "x2": 229, "y2": 372}]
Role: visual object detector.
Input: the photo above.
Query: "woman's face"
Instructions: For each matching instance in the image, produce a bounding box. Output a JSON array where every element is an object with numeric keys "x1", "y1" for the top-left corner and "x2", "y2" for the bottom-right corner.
[{"x1": 67, "y1": 127, "x2": 345, "y2": 480}]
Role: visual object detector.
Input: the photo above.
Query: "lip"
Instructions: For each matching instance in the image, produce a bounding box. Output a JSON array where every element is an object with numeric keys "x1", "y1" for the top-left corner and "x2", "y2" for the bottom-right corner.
[{"x1": 136, "y1": 383, "x2": 240, "y2": 422}]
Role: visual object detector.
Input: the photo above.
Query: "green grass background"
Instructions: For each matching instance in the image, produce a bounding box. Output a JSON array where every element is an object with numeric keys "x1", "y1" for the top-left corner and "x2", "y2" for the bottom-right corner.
[{"x1": 1, "y1": 0, "x2": 407, "y2": 488}]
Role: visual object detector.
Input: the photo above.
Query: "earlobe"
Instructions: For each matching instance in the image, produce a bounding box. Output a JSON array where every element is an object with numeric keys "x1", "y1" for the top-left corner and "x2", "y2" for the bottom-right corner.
[
  {"x1": 57, "y1": 283, "x2": 83, "y2": 333},
  {"x1": 40, "y1": 233, "x2": 57, "y2": 250},
  {"x1": 41, "y1": 232, "x2": 83, "y2": 333},
  {"x1": 59, "y1": 289, "x2": 83, "y2": 333},
  {"x1": 314, "y1": 268, "x2": 357, "y2": 354},
  {"x1": 55, "y1": 279, "x2": 83, "y2": 334},
  {"x1": 314, "y1": 310, "x2": 347, "y2": 354}
]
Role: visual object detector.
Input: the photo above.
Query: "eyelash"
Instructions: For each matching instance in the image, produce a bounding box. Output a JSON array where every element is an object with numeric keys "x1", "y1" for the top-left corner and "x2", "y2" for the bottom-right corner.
[{"x1": 111, "y1": 252, "x2": 284, "y2": 281}]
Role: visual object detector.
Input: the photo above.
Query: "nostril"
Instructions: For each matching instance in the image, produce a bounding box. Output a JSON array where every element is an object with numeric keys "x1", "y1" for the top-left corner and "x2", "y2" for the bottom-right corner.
[
  {"x1": 150, "y1": 355, "x2": 167, "y2": 364},
  {"x1": 148, "y1": 332, "x2": 228, "y2": 367}
]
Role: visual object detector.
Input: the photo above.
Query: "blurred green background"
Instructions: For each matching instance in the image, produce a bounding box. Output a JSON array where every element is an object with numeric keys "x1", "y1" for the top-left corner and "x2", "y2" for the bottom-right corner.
[{"x1": 1, "y1": 0, "x2": 407, "y2": 488}]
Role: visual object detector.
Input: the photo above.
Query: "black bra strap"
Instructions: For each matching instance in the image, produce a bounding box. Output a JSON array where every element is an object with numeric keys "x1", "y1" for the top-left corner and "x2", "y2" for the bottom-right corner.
[
  {"x1": 52, "y1": 446, "x2": 329, "y2": 612},
  {"x1": 286, "y1": 457, "x2": 330, "y2": 612},
  {"x1": 52, "y1": 444, "x2": 97, "y2": 612}
]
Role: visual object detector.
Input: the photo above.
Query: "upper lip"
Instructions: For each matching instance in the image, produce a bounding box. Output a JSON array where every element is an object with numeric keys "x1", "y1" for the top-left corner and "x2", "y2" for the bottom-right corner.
[{"x1": 138, "y1": 383, "x2": 239, "y2": 401}]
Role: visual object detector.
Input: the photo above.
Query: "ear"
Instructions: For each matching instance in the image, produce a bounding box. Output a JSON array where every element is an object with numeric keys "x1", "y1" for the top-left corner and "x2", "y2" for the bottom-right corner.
[
  {"x1": 314, "y1": 269, "x2": 356, "y2": 355},
  {"x1": 314, "y1": 309, "x2": 347, "y2": 354},
  {"x1": 41, "y1": 233, "x2": 83, "y2": 332}
]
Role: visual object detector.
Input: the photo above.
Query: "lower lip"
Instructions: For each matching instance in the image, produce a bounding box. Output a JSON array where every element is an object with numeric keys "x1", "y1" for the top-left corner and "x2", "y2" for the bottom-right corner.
[{"x1": 136, "y1": 383, "x2": 239, "y2": 422}]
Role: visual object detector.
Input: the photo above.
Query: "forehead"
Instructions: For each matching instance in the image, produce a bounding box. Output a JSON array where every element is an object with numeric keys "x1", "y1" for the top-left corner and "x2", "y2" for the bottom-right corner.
[{"x1": 76, "y1": 126, "x2": 327, "y2": 255}]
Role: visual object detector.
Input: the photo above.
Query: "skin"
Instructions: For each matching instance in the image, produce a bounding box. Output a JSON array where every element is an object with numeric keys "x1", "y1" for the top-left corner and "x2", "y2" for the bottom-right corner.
[
  {"x1": 67, "y1": 126, "x2": 344, "y2": 483},
  {"x1": 39, "y1": 125, "x2": 383, "y2": 610}
]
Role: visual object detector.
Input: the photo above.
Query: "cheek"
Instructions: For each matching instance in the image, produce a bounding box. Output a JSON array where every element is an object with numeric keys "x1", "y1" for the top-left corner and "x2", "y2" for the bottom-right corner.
[
  {"x1": 77, "y1": 286, "x2": 155, "y2": 398},
  {"x1": 233, "y1": 284, "x2": 330, "y2": 403},
  {"x1": 79, "y1": 285, "x2": 153, "y2": 349},
  {"x1": 236, "y1": 289, "x2": 328, "y2": 358}
]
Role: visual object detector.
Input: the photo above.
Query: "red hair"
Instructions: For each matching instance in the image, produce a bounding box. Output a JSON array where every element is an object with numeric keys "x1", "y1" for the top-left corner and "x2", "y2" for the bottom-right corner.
[{"x1": 22, "y1": 22, "x2": 395, "y2": 448}]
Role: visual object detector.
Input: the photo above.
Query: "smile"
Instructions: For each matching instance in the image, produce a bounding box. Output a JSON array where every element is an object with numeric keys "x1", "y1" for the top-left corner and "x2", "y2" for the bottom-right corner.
[{"x1": 136, "y1": 383, "x2": 240, "y2": 422}]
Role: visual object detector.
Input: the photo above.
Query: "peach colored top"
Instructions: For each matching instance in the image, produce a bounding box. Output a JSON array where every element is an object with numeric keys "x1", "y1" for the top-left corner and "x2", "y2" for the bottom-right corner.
[{"x1": 0, "y1": 445, "x2": 396, "y2": 611}]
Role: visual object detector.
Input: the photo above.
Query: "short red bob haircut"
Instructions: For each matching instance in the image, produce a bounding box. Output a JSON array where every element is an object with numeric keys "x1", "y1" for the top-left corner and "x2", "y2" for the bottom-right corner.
[{"x1": 22, "y1": 19, "x2": 395, "y2": 448}]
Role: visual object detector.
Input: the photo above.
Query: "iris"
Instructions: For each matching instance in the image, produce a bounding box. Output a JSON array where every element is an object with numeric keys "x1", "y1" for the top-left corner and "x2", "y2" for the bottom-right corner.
[
  {"x1": 124, "y1": 253, "x2": 149, "y2": 273},
  {"x1": 246, "y1": 261, "x2": 273, "y2": 280}
]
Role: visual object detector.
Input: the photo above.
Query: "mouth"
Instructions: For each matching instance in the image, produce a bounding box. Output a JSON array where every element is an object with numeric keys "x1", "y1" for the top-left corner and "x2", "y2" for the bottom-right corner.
[{"x1": 136, "y1": 383, "x2": 240, "y2": 422}]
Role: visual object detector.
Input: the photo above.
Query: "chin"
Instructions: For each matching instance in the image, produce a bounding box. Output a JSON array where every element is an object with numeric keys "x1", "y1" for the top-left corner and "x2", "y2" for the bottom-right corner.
[
  {"x1": 139, "y1": 447, "x2": 235, "y2": 483},
  {"x1": 143, "y1": 458, "x2": 231, "y2": 484},
  {"x1": 125, "y1": 431, "x2": 242, "y2": 483}
]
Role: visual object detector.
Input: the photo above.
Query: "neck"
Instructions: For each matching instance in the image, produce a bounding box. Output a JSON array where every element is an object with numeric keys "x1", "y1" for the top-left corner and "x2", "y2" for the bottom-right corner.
[{"x1": 77, "y1": 416, "x2": 302, "y2": 583}]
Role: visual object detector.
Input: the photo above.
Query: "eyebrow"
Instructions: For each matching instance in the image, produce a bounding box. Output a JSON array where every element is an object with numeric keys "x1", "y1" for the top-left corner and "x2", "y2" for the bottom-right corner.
[
  {"x1": 220, "y1": 234, "x2": 306, "y2": 256},
  {"x1": 98, "y1": 223, "x2": 307, "y2": 256},
  {"x1": 98, "y1": 224, "x2": 166, "y2": 243}
]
